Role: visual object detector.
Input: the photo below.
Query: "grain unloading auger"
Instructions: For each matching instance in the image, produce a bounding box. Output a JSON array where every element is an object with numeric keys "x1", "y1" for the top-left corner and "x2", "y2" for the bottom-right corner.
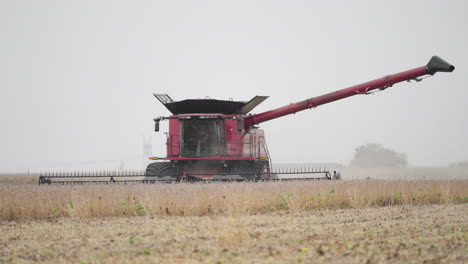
[{"x1": 39, "y1": 56, "x2": 454, "y2": 185}]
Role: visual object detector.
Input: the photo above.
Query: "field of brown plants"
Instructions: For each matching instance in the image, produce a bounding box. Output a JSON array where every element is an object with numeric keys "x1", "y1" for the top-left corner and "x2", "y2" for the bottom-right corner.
[{"x1": 0, "y1": 172, "x2": 467, "y2": 263}]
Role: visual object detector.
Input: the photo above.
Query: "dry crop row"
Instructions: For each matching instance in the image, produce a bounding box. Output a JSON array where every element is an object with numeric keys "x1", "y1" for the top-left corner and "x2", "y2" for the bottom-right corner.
[{"x1": 0, "y1": 180, "x2": 466, "y2": 220}]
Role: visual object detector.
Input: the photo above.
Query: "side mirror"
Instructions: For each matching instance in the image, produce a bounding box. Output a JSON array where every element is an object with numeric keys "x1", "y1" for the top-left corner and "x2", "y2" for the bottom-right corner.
[{"x1": 154, "y1": 118, "x2": 160, "y2": 132}]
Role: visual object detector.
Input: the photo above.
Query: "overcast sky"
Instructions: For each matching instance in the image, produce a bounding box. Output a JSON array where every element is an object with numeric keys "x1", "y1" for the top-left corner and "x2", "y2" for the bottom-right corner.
[{"x1": 1, "y1": 0, "x2": 466, "y2": 172}]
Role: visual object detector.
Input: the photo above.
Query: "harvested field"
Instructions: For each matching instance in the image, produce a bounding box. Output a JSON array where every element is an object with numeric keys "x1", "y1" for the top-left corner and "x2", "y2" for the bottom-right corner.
[{"x1": 1, "y1": 204, "x2": 466, "y2": 263}]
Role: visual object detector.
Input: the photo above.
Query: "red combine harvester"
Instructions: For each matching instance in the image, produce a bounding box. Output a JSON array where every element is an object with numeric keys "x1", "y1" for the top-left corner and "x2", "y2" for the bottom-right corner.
[
  {"x1": 39, "y1": 56, "x2": 454, "y2": 184},
  {"x1": 144, "y1": 55, "x2": 454, "y2": 181}
]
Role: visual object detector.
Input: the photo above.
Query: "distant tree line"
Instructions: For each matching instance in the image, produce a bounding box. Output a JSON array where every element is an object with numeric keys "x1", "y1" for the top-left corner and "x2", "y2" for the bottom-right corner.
[
  {"x1": 350, "y1": 143, "x2": 408, "y2": 168},
  {"x1": 449, "y1": 161, "x2": 468, "y2": 168}
]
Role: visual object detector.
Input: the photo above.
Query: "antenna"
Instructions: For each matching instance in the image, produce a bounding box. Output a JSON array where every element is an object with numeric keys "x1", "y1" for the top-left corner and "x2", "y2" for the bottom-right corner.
[{"x1": 142, "y1": 136, "x2": 152, "y2": 169}]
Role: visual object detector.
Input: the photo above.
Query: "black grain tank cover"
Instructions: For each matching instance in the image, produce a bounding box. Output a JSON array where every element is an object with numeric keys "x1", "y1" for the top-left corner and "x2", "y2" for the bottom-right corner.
[{"x1": 154, "y1": 94, "x2": 268, "y2": 115}]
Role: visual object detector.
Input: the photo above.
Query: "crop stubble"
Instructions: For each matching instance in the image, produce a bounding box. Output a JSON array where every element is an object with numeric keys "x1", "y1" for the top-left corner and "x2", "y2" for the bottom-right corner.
[{"x1": 0, "y1": 204, "x2": 466, "y2": 263}]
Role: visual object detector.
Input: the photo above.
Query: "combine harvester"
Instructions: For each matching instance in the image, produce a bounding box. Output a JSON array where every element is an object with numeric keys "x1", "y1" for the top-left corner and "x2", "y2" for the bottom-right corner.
[{"x1": 39, "y1": 56, "x2": 454, "y2": 184}]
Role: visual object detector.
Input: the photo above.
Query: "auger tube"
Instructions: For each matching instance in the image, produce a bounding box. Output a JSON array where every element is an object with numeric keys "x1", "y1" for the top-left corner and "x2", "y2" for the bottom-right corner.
[{"x1": 244, "y1": 56, "x2": 454, "y2": 129}]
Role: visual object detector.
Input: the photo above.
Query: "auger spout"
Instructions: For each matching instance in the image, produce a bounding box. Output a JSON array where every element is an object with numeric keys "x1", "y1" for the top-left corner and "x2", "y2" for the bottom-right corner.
[{"x1": 244, "y1": 55, "x2": 454, "y2": 129}]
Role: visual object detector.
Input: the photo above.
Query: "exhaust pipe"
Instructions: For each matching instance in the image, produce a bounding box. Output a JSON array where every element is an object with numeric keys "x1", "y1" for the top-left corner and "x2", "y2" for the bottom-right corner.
[{"x1": 426, "y1": 56, "x2": 455, "y2": 75}]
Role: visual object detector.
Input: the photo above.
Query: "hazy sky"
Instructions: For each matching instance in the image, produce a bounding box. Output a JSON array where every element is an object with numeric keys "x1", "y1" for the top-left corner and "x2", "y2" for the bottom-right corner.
[{"x1": 1, "y1": 0, "x2": 467, "y2": 172}]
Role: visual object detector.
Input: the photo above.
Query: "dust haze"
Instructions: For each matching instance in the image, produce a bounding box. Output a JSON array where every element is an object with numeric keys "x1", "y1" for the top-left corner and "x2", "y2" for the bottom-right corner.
[{"x1": 1, "y1": 0, "x2": 467, "y2": 172}]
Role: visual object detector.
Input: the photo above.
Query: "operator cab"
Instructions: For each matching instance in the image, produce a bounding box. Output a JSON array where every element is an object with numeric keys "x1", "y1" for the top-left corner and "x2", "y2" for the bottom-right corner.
[
  {"x1": 152, "y1": 94, "x2": 269, "y2": 158},
  {"x1": 180, "y1": 119, "x2": 225, "y2": 158}
]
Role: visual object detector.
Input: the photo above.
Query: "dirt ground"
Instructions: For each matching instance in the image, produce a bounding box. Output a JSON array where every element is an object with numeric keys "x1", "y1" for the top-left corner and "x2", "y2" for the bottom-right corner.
[{"x1": 1, "y1": 204, "x2": 466, "y2": 264}]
